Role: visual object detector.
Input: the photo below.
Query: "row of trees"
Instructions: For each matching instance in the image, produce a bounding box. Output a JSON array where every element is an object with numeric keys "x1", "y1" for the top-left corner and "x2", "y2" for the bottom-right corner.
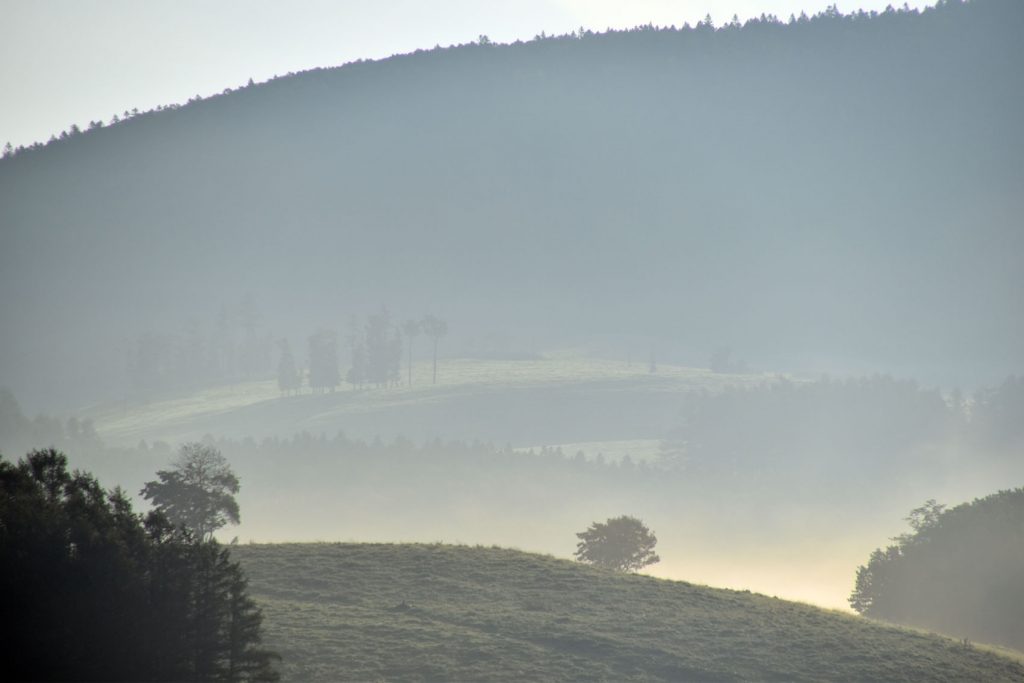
[
  {"x1": 0, "y1": 448, "x2": 277, "y2": 681},
  {"x1": 118, "y1": 302, "x2": 450, "y2": 398},
  {"x1": 126, "y1": 296, "x2": 275, "y2": 396},
  {"x1": 283, "y1": 313, "x2": 448, "y2": 394}
]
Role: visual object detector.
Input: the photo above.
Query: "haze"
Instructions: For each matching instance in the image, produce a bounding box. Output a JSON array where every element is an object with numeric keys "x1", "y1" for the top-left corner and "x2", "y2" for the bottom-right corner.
[{"x1": 1, "y1": 1, "x2": 1022, "y2": 679}]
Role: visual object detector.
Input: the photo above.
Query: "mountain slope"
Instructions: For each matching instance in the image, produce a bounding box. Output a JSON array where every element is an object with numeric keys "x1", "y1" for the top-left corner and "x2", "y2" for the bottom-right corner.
[
  {"x1": 2, "y1": 0, "x2": 1023, "y2": 409},
  {"x1": 232, "y1": 543, "x2": 1024, "y2": 682}
]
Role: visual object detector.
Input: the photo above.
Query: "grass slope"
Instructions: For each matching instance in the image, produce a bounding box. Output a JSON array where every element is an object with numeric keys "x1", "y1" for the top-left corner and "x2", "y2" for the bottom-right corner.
[
  {"x1": 232, "y1": 543, "x2": 1024, "y2": 682},
  {"x1": 87, "y1": 355, "x2": 772, "y2": 446}
]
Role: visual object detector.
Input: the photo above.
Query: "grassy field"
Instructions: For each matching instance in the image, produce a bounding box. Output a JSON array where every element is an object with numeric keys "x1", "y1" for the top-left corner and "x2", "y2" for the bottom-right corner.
[
  {"x1": 86, "y1": 354, "x2": 774, "y2": 447},
  {"x1": 232, "y1": 543, "x2": 1024, "y2": 682}
]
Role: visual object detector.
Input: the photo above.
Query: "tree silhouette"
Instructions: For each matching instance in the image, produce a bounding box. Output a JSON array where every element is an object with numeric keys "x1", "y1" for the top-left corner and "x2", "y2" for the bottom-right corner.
[
  {"x1": 0, "y1": 449, "x2": 278, "y2": 681},
  {"x1": 401, "y1": 319, "x2": 420, "y2": 386},
  {"x1": 574, "y1": 515, "x2": 660, "y2": 572},
  {"x1": 307, "y1": 329, "x2": 340, "y2": 393},
  {"x1": 849, "y1": 490, "x2": 1024, "y2": 650},
  {"x1": 420, "y1": 315, "x2": 448, "y2": 385},
  {"x1": 276, "y1": 339, "x2": 300, "y2": 395},
  {"x1": 364, "y1": 308, "x2": 399, "y2": 388},
  {"x1": 141, "y1": 443, "x2": 241, "y2": 541}
]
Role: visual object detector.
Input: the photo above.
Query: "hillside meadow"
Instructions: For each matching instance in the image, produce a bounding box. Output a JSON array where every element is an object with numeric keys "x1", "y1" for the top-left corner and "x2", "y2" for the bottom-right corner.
[
  {"x1": 232, "y1": 543, "x2": 1024, "y2": 682},
  {"x1": 84, "y1": 354, "x2": 773, "y2": 447}
]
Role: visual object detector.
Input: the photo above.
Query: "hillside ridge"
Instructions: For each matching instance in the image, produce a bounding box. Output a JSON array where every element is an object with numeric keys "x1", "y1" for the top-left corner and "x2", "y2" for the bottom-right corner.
[
  {"x1": 232, "y1": 542, "x2": 1024, "y2": 682},
  {"x1": 2, "y1": 0, "x2": 1022, "y2": 409}
]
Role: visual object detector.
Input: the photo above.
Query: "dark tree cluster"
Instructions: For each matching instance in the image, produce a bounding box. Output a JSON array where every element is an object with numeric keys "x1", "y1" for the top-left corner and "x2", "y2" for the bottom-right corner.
[
  {"x1": 346, "y1": 308, "x2": 402, "y2": 389},
  {"x1": 850, "y1": 489, "x2": 1024, "y2": 650},
  {"x1": 307, "y1": 329, "x2": 341, "y2": 393},
  {"x1": 276, "y1": 339, "x2": 300, "y2": 395},
  {"x1": 295, "y1": 311, "x2": 447, "y2": 394},
  {"x1": 0, "y1": 449, "x2": 279, "y2": 682}
]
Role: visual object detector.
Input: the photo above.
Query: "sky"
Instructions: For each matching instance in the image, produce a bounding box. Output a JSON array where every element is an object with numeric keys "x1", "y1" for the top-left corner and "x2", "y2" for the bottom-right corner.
[{"x1": 2, "y1": 0, "x2": 935, "y2": 150}]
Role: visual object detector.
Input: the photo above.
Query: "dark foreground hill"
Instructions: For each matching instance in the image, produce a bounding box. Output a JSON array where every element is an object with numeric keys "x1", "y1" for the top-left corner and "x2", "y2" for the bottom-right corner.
[
  {"x1": 232, "y1": 543, "x2": 1024, "y2": 682},
  {"x1": 2, "y1": 0, "x2": 1023, "y2": 409}
]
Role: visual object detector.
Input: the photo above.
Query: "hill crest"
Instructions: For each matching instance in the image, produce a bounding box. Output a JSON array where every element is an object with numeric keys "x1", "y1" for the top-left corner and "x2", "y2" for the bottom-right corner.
[{"x1": 232, "y1": 542, "x2": 1024, "y2": 682}]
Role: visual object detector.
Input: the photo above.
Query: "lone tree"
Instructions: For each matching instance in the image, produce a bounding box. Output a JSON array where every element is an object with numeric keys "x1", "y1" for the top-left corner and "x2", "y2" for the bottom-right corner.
[
  {"x1": 420, "y1": 314, "x2": 447, "y2": 384},
  {"x1": 308, "y1": 329, "x2": 341, "y2": 392},
  {"x1": 401, "y1": 319, "x2": 420, "y2": 386},
  {"x1": 141, "y1": 443, "x2": 241, "y2": 541},
  {"x1": 574, "y1": 515, "x2": 660, "y2": 572},
  {"x1": 276, "y1": 338, "x2": 300, "y2": 395}
]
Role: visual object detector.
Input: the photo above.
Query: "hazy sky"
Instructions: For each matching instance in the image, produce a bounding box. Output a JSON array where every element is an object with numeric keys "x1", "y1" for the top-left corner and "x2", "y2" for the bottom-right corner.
[{"x1": 2, "y1": 0, "x2": 934, "y2": 149}]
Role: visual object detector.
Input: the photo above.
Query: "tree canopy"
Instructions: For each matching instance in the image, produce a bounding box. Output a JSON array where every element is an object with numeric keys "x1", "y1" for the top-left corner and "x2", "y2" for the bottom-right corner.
[
  {"x1": 574, "y1": 515, "x2": 660, "y2": 572},
  {"x1": 850, "y1": 489, "x2": 1024, "y2": 650},
  {"x1": 141, "y1": 442, "x2": 241, "y2": 541},
  {"x1": 0, "y1": 448, "x2": 278, "y2": 681}
]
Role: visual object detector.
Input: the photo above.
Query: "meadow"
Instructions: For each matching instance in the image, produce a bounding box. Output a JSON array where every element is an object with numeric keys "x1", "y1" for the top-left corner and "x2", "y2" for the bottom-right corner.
[
  {"x1": 232, "y1": 543, "x2": 1024, "y2": 682},
  {"x1": 85, "y1": 354, "x2": 773, "y2": 448}
]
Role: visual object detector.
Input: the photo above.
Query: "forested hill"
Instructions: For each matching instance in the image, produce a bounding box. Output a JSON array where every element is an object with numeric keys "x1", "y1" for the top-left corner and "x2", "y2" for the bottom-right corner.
[{"x1": 2, "y1": 0, "x2": 1022, "y2": 409}]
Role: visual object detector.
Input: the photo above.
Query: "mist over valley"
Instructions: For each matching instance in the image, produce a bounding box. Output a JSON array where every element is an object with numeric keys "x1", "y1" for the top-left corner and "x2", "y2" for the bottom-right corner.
[{"x1": 2, "y1": 1, "x2": 1023, "y2": 680}]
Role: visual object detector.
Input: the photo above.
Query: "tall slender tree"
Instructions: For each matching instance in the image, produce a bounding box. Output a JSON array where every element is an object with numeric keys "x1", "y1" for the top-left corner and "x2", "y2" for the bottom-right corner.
[
  {"x1": 401, "y1": 319, "x2": 420, "y2": 386},
  {"x1": 276, "y1": 339, "x2": 300, "y2": 396},
  {"x1": 307, "y1": 329, "x2": 340, "y2": 393},
  {"x1": 420, "y1": 315, "x2": 448, "y2": 385}
]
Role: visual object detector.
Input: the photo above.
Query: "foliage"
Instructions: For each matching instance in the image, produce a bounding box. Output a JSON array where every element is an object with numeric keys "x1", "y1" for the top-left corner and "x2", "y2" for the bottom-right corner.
[
  {"x1": 574, "y1": 515, "x2": 660, "y2": 572},
  {"x1": 141, "y1": 442, "x2": 241, "y2": 541},
  {"x1": 347, "y1": 308, "x2": 402, "y2": 388},
  {"x1": 0, "y1": 449, "x2": 278, "y2": 681},
  {"x1": 231, "y1": 542, "x2": 1024, "y2": 682},
  {"x1": 401, "y1": 319, "x2": 420, "y2": 386},
  {"x1": 850, "y1": 489, "x2": 1024, "y2": 650},
  {"x1": 420, "y1": 315, "x2": 448, "y2": 384}
]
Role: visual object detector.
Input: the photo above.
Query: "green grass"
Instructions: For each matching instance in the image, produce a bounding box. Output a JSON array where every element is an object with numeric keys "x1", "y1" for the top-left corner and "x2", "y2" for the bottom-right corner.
[
  {"x1": 232, "y1": 543, "x2": 1024, "y2": 682},
  {"x1": 86, "y1": 354, "x2": 773, "y2": 446}
]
